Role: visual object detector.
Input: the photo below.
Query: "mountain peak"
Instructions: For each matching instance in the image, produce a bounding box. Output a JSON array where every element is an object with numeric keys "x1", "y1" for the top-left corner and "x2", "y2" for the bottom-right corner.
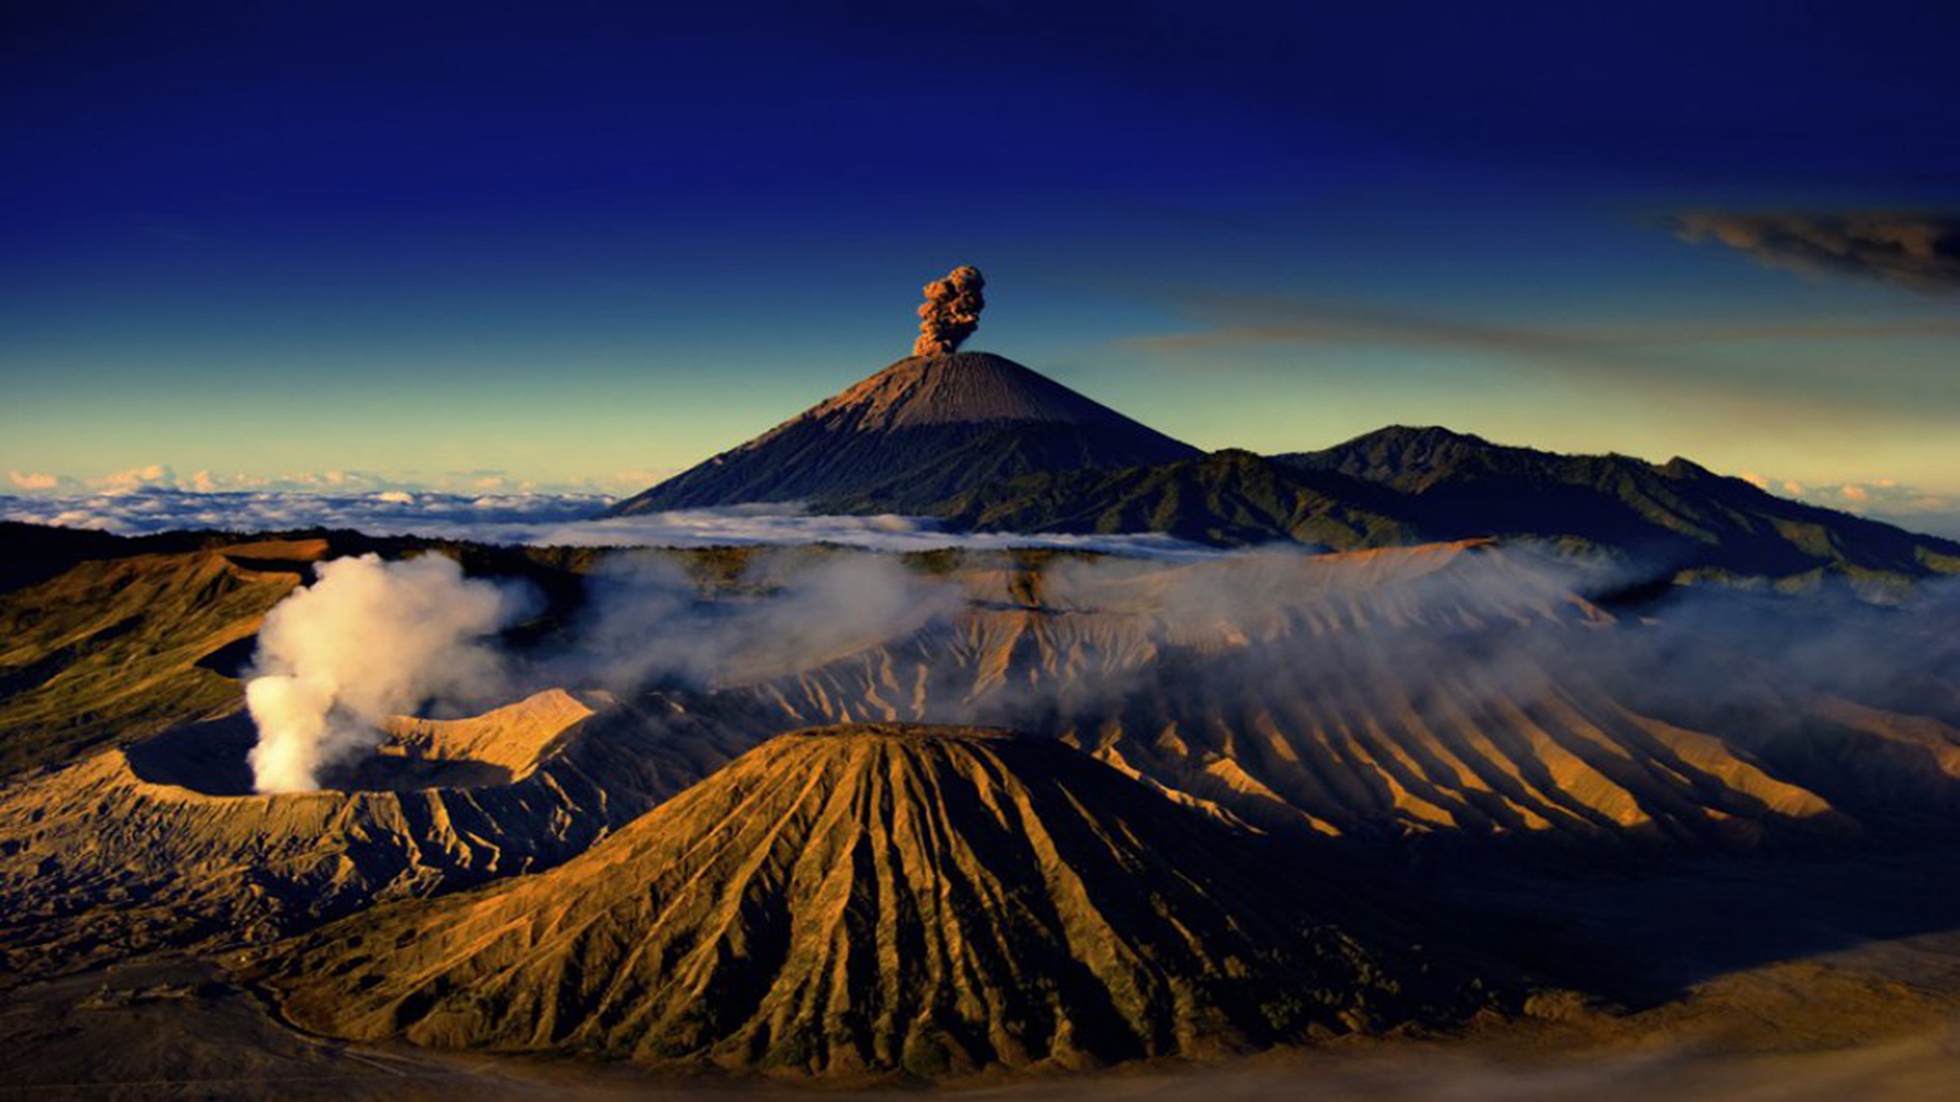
[
  {"x1": 1350, "y1": 424, "x2": 1493, "y2": 446},
  {"x1": 796, "y1": 352, "x2": 1152, "y2": 433},
  {"x1": 789, "y1": 720, "x2": 1014, "y2": 744},
  {"x1": 609, "y1": 352, "x2": 1198, "y2": 515}
]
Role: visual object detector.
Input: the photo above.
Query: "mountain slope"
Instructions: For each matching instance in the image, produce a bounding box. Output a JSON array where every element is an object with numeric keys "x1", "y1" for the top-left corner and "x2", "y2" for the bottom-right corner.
[
  {"x1": 1277, "y1": 426, "x2": 1960, "y2": 580},
  {"x1": 262, "y1": 724, "x2": 1503, "y2": 1077},
  {"x1": 939, "y1": 448, "x2": 1419, "y2": 548},
  {"x1": 0, "y1": 540, "x2": 313, "y2": 778},
  {"x1": 736, "y1": 543, "x2": 1884, "y2": 848},
  {"x1": 925, "y1": 425, "x2": 1958, "y2": 578},
  {"x1": 608, "y1": 352, "x2": 1199, "y2": 514},
  {"x1": 0, "y1": 689, "x2": 763, "y2": 976}
]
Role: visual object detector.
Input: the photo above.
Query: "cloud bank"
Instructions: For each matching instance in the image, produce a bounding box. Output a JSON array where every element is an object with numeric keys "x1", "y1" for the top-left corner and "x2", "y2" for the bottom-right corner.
[
  {"x1": 1675, "y1": 211, "x2": 1960, "y2": 292},
  {"x1": 4, "y1": 464, "x2": 652, "y2": 497},
  {"x1": 0, "y1": 489, "x2": 1220, "y2": 558}
]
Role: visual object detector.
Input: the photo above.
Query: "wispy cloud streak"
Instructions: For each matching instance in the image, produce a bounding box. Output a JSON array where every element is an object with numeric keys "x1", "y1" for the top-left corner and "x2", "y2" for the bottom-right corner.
[{"x1": 1675, "y1": 211, "x2": 1960, "y2": 292}]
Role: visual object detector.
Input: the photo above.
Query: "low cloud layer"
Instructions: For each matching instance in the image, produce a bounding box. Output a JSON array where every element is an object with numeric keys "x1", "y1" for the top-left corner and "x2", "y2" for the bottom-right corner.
[
  {"x1": 1675, "y1": 211, "x2": 1960, "y2": 292},
  {"x1": 0, "y1": 489, "x2": 1219, "y2": 558},
  {"x1": 0, "y1": 488, "x2": 609, "y2": 538},
  {"x1": 4, "y1": 464, "x2": 649, "y2": 497},
  {"x1": 9, "y1": 477, "x2": 1959, "y2": 551},
  {"x1": 1734, "y1": 472, "x2": 1960, "y2": 539}
]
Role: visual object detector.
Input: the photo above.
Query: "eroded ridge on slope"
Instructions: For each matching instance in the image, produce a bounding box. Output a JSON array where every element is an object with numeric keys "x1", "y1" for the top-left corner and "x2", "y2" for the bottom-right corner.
[
  {"x1": 743, "y1": 544, "x2": 1863, "y2": 848},
  {"x1": 262, "y1": 723, "x2": 1504, "y2": 1078}
]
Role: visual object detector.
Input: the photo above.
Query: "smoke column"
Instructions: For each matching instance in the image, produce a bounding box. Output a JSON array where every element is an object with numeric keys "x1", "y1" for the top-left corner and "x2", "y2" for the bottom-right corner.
[
  {"x1": 244, "y1": 554, "x2": 534, "y2": 793},
  {"x1": 913, "y1": 265, "x2": 986, "y2": 356}
]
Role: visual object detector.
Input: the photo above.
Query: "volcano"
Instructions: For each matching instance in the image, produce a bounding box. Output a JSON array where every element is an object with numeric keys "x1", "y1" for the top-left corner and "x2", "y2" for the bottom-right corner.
[
  {"x1": 607, "y1": 352, "x2": 1199, "y2": 515},
  {"x1": 261, "y1": 723, "x2": 1500, "y2": 1077}
]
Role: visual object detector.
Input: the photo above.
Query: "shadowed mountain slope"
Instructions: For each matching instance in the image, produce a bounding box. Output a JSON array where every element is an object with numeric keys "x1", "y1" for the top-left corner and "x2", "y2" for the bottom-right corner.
[
  {"x1": 0, "y1": 540, "x2": 316, "y2": 778},
  {"x1": 262, "y1": 724, "x2": 1505, "y2": 1077},
  {"x1": 924, "y1": 426, "x2": 1960, "y2": 580},
  {"x1": 599, "y1": 347, "x2": 1958, "y2": 579},
  {"x1": 1276, "y1": 426, "x2": 1960, "y2": 580},
  {"x1": 940, "y1": 448, "x2": 1418, "y2": 548},
  {"x1": 608, "y1": 352, "x2": 1199, "y2": 515}
]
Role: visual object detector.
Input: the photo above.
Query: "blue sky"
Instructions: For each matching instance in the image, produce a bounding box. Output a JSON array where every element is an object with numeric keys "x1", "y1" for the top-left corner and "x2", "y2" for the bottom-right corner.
[{"x1": 3, "y1": 1, "x2": 1957, "y2": 512}]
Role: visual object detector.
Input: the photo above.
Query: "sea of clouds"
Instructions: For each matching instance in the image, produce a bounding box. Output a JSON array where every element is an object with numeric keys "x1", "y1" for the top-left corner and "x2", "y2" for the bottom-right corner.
[{"x1": 0, "y1": 487, "x2": 1222, "y2": 558}]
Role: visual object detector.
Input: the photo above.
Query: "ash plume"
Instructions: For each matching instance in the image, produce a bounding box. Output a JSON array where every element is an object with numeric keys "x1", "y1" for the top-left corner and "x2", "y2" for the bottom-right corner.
[
  {"x1": 244, "y1": 554, "x2": 536, "y2": 793},
  {"x1": 913, "y1": 265, "x2": 987, "y2": 356}
]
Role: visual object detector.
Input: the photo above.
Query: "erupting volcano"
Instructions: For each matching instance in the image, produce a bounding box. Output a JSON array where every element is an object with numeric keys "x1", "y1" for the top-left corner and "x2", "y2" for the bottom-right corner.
[{"x1": 607, "y1": 267, "x2": 1199, "y2": 515}]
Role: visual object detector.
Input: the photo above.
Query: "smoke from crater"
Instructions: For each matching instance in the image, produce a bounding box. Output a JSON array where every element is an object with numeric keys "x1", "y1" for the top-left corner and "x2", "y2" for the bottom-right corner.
[
  {"x1": 244, "y1": 554, "x2": 536, "y2": 792},
  {"x1": 913, "y1": 265, "x2": 987, "y2": 356}
]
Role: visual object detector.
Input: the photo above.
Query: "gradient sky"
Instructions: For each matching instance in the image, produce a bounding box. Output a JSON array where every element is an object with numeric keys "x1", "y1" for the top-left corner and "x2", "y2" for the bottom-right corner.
[{"x1": 4, "y1": 1, "x2": 1957, "y2": 508}]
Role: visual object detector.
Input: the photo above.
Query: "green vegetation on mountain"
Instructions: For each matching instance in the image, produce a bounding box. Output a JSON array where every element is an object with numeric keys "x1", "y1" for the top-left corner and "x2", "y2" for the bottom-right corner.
[
  {"x1": 928, "y1": 427, "x2": 1959, "y2": 584},
  {"x1": 940, "y1": 448, "x2": 1418, "y2": 548},
  {"x1": 1275, "y1": 426, "x2": 1960, "y2": 579}
]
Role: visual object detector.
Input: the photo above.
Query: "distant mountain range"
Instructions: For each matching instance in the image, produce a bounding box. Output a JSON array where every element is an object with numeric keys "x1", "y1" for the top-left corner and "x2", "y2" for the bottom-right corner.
[{"x1": 613, "y1": 352, "x2": 1960, "y2": 583}]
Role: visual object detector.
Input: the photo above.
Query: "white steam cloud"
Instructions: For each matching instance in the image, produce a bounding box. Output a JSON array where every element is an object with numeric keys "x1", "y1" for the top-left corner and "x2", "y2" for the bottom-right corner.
[
  {"x1": 558, "y1": 551, "x2": 967, "y2": 690},
  {"x1": 239, "y1": 550, "x2": 964, "y2": 791},
  {"x1": 244, "y1": 554, "x2": 536, "y2": 793},
  {"x1": 235, "y1": 538, "x2": 1957, "y2": 819}
]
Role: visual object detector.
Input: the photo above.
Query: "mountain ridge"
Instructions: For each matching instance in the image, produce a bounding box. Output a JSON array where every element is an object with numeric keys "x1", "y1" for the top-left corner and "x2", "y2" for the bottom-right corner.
[
  {"x1": 933, "y1": 433, "x2": 1960, "y2": 583},
  {"x1": 600, "y1": 347, "x2": 1956, "y2": 582},
  {"x1": 1277, "y1": 425, "x2": 1960, "y2": 578}
]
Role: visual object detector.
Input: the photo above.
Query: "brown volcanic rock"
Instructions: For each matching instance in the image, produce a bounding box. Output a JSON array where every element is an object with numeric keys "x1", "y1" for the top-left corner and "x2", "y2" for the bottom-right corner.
[{"x1": 262, "y1": 724, "x2": 1499, "y2": 1077}]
